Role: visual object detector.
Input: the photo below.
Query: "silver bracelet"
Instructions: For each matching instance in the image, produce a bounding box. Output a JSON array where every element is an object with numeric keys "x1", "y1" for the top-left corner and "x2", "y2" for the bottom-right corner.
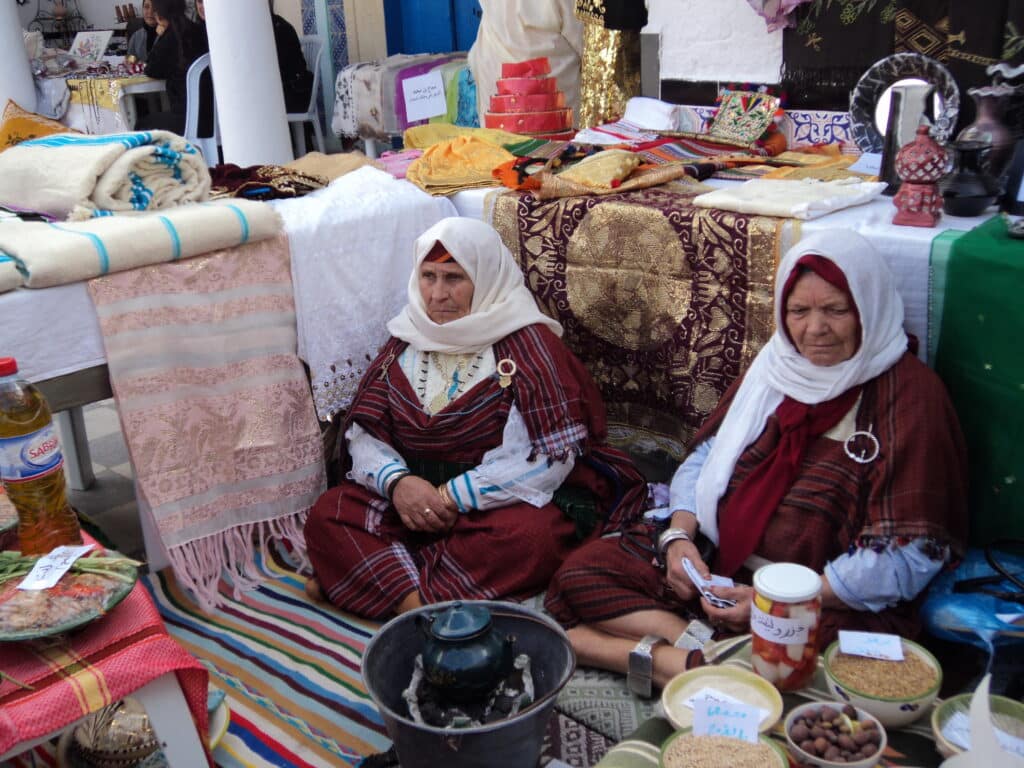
[{"x1": 656, "y1": 527, "x2": 691, "y2": 561}]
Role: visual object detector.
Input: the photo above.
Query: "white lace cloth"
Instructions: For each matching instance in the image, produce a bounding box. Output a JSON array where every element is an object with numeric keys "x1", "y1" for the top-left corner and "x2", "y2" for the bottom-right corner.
[{"x1": 271, "y1": 167, "x2": 455, "y2": 421}]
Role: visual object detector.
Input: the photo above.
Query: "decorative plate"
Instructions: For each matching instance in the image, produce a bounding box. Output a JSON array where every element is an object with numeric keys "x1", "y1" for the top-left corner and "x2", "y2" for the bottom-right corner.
[
  {"x1": 849, "y1": 53, "x2": 960, "y2": 153},
  {"x1": 0, "y1": 553, "x2": 137, "y2": 642}
]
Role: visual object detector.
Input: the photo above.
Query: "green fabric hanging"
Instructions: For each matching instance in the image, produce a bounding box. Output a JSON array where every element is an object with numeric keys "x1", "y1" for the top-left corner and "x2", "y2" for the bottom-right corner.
[{"x1": 934, "y1": 215, "x2": 1024, "y2": 545}]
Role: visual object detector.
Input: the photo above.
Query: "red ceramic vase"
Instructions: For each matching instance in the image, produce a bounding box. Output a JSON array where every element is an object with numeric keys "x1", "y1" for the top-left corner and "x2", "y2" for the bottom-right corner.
[{"x1": 893, "y1": 126, "x2": 948, "y2": 227}]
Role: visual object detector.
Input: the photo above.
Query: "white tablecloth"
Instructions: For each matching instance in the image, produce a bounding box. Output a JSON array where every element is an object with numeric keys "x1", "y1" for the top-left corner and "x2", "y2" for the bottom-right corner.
[{"x1": 0, "y1": 180, "x2": 991, "y2": 386}]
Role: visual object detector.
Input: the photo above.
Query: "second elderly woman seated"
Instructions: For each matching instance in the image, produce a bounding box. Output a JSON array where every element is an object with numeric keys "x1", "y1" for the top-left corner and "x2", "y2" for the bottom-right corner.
[
  {"x1": 303, "y1": 218, "x2": 645, "y2": 617},
  {"x1": 544, "y1": 229, "x2": 968, "y2": 694}
]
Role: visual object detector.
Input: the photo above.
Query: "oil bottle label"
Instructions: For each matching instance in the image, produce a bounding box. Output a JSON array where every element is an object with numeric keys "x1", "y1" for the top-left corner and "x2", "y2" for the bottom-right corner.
[{"x1": 0, "y1": 424, "x2": 64, "y2": 482}]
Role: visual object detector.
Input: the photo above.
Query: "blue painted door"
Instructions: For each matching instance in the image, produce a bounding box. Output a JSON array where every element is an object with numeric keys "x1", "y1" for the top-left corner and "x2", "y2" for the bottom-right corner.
[{"x1": 384, "y1": 0, "x2": 481, "y2": 54}]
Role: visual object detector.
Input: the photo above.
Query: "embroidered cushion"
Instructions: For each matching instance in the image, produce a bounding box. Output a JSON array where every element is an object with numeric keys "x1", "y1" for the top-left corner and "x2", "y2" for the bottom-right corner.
[
  {"x1": 707, "y1": 90, "x2": 781, "y2": 146},
  {"x1": 0, "y1": 100, "x2": 70, "y2": 152},
  {"x1": 557, "y1": 149, "x2": 641, "y2": 189}
]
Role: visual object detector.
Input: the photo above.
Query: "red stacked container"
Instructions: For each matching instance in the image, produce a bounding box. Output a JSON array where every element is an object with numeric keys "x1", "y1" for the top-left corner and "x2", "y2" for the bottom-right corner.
[{"x1": 484, "y1": 58, "x2": 574, "y2": 139}]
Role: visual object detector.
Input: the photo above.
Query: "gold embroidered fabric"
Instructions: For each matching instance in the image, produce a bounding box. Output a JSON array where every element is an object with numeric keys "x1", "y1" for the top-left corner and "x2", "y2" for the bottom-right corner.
[
  {"x1": 490, "y1": 187, "x2": 781, "y2": 457},
  {"x1": 707, "y1": 90, "x2": 781, "y2": 146},
  {"x1": 577, "y1": 25, "x2": 641, "y2": 130}
]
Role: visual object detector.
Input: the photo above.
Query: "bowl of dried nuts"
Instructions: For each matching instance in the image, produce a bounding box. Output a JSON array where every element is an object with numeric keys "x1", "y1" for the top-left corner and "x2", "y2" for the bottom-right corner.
[{"x1": 784, "y1": 701, "x2": 887, "y2": 768}]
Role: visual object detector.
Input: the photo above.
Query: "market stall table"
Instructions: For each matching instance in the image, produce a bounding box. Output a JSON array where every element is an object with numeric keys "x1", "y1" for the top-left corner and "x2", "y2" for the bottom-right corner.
[
  {"x1": 35, "y1": 73, "x2": 167, "y2": 134},
  {"x1": 0, "y1": 541, "x2": 210, "y2": 767}
]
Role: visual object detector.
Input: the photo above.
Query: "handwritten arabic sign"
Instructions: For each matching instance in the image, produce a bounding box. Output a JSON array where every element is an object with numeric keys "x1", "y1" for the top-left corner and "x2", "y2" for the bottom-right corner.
[
  {"x1": 750, "y1": 604, "x2": 810, "y2": 645},
  {"x1": 683, "y1": 686, "x2": 770, "y2": 723},
  {"x1": 402, "y1": 69, "x2": 447, "y2": 123},
  {"x1": 839, "y1": 631, "x2": 904, "y2": 661},
  {"x1": 18, "y1": 544, "x2": 94, "y2": 591},
  {"x1": 693, "y1": 698, "x2": 761, "y2": 743}
]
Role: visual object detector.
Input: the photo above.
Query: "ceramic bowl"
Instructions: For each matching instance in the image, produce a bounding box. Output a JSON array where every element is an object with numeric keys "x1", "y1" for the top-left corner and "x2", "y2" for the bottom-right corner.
[
  {"x1": 822, "y1": 639, "x2": 941, "y2": 727},
  {"x1": 661, "y1": 665, "x2": 783, "y2": 733},
  {"x1": 931, "y1": 692, "x2": 1024, "y2": 759},
  {"x1": 660, "y1": 727, "x2": 788, "y2": 768},
  {"x1": 784, "y1": 701, "x2": 887, "y2": 768}
]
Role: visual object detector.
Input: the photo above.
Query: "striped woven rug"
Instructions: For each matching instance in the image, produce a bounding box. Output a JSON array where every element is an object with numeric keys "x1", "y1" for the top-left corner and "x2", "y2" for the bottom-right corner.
[
  {"x1": 1, "y1": 551, "x2": 615, "y2": 767},
  {"x1": 144, "y1": 551, "x2": 389, "y2": 767}
]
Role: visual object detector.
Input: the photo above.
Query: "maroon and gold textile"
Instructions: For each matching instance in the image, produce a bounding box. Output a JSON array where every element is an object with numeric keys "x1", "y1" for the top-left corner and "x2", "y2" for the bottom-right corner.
[
  {"x1": 490, "y1": 186, "x2": 782, "y2": 461},
  {"x1": 304, "y1": 324, "x2": 646, "y2": 618},
  {"x1": 546, "y1": 352, "x2": 968, "y2": 646},
  {"x1": 0, "y1": 553, "x2": 209, "y2": 761}
]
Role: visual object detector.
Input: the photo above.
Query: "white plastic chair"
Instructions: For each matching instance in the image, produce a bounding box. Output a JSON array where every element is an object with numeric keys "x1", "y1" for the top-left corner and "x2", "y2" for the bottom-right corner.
[
  {"x1": 183, "y1": 53, "x2": 220, "y2": 167},
  {"x1": 288, "y1": 35, "x2": 325, "y2": 156}
]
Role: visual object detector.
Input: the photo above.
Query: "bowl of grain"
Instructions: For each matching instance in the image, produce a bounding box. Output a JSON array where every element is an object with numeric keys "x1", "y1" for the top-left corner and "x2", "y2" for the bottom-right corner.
[
  {"x1": 931, "y1": 692, "x2": 1024, "y2": 758},
  {"x1": 784, "y1": 701, "x2": 887, "y2": 768},
  {"x1": 660, "y1": 728, "x2": 788, "y2": 768},
  {"x1": 822, "y1": 638, "x2": 941, "y2": 727},
  {"x1": 661, "y1": 665, "x2": 783, "y2": 734}
]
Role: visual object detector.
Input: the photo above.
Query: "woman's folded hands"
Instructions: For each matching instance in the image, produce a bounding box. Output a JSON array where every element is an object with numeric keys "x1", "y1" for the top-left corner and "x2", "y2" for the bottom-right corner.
[{"x1": 392, "y1": 475, "x2": 458, "y2": 533}]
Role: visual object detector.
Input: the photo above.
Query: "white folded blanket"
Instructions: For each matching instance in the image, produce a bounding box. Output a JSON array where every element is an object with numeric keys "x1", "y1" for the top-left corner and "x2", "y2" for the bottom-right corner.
[
  {"x1": 0, "y1": 199, "x2": 280, "y2": 291},
  {"x1": 0, "y1": 130, "x2": 211, "y2": 221},
  {"x1": 693, "y1": 178, "x2": 888, "y2": 220}
]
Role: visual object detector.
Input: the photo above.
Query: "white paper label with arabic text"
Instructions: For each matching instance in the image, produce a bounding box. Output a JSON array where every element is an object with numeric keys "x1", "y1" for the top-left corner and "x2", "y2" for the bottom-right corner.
[
  {"x1": 682, "y1": 686, "x2": 770, "y2": 723},
  {"x1": 402, "y1": 69, "x2": 447, "y2": 122},
  {"x1": 17, "y1": 544, "x2": 94, "y2": 591},
  {"x1": 693, "y1": 698, "x2": 761, "y2": 744},
  {"x1": 750, "y1": 603, "x2": 810, "y2": 645},
  {"x1": 838, "y1": 630, "x2": 904, "y2": 661}
]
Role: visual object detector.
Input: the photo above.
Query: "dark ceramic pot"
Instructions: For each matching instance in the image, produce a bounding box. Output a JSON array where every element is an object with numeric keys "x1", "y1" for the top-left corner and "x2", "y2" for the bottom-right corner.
[
  {"x1": 418, "y1": 601, "x2": 515, "y2": 703},
  {"x1": 942, "y1": 140, "x2": 1002, "y2": 217}
]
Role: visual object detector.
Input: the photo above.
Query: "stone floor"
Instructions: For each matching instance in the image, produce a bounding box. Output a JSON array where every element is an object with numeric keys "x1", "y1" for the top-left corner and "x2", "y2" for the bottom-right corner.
[{"x1": 65, "y1": 398, "x2": 144, "y2": 560}]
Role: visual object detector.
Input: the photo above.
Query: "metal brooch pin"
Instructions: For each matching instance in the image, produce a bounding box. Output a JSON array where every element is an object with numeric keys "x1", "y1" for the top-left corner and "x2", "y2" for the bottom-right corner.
[
  {"x1": 844, "y1": 423, "x2": 880, "y2": 464},
  {"x1": 497, "y1": 358, "x2": 517, "y2": 389}
]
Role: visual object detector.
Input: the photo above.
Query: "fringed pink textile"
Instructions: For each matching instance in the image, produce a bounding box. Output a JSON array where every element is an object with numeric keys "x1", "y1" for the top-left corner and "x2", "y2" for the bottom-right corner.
[{"x1": 88, "y1": 234, "x2": 326, "y2": 612}]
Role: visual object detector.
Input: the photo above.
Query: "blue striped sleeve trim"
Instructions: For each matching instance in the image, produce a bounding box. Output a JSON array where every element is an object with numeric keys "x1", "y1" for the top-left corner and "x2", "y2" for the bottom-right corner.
[
  {"x1": 158, "y1": 216, "x2": 182, "y2": 260},
  {"x1": 448, "y1": 479, "x2": 468, "y2": 514},
  {"x1": 47, "y1": 223, "x2": 110, "y2": 274},
  {"x1": 377, "y1": 462, "x2": 408, "y2": 495},
  {"x1": 460, "y1": 474, "x2": 478, "y2": 510},
  {"x1": 224, "y1": 204, "x2": 250, "y2": 243}
]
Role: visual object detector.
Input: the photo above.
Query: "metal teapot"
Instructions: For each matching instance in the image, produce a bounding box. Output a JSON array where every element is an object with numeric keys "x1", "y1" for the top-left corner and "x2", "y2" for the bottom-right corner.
[{"x1": 418, "y1": 602, "x2": 515, "y2": 703}]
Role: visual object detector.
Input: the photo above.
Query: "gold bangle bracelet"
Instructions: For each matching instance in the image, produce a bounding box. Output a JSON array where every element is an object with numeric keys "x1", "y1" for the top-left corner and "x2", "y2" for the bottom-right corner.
[{"x1": 437, "y1": 483, "x2": 454, "y2": 509}]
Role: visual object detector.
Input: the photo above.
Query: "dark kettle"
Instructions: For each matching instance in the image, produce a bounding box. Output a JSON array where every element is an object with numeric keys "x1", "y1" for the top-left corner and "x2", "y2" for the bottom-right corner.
[{"x1": 418, "y1": 602, "x2": 515, "y2": 703}]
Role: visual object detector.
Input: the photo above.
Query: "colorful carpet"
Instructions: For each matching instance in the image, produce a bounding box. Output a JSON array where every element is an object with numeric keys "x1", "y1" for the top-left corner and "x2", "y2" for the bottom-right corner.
[{"x1": 0, "y1": 553, "x2": 620, "y2": 767}]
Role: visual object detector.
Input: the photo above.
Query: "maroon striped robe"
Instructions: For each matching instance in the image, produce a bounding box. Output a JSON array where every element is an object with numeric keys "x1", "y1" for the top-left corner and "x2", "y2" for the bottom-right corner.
[
  {"x1": 304, "y1": 324, "x2": 645, "y2": 618},
  {"x1": 545, "y1": 352, "x2": 968, "y2": 646}
]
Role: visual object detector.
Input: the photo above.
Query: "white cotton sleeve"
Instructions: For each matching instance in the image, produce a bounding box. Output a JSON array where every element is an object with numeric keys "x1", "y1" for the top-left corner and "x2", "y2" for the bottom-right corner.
[
  {"x1": 825, "y1": 538, "x2": 948, "y2": 613},
  {"x1": 663, "y1": 437, "x2": 714, "y2": 518},
  {"x1": 443, "y1": 404, "x2": 576, "y2": 512},
  {"x1": 345, "y1": 422, "x2": 409, "y2": 497}
]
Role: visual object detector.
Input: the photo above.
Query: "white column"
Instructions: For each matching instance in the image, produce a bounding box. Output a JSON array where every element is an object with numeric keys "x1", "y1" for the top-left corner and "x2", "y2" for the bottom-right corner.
[
  {"x1": 0, "y1": 3, "x2": 37, "y2": 113},
  {"x1": 204, "y1": 0, "x2": 293, "y2": 165}
]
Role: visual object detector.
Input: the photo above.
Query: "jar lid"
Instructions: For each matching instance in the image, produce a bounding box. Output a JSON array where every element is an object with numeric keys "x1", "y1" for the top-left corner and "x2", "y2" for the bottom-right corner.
[
  {"x1": 0, "y1": 358, "x2": 17, "y2": 377},
  {"x1": 753, "y1": 563, "x2": 821, "y2": 603},
  {"x1": 429, "y1": 602, "x2": 492, "y2": 640}
]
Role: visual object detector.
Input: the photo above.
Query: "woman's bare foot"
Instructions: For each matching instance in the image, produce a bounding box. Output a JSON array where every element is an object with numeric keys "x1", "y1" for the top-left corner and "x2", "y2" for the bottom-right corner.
[{"x1": 304, "y1": 577, "x2": 326, "y2": 603}]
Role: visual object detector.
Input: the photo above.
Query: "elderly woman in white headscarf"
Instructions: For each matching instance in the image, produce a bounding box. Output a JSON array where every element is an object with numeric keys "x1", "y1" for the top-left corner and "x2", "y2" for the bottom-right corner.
[
  {"x1": 303, "y1": 218, "x2": 645, "y2": 617},
  {"x1": 544, "y1": 229, "x2": 968, "y2": 696}
]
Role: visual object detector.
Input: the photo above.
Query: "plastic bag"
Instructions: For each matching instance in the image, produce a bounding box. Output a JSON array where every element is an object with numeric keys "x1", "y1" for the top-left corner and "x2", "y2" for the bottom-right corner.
[{"x1": 922, "y1": 546, "x2": 1024, "y2": 666}]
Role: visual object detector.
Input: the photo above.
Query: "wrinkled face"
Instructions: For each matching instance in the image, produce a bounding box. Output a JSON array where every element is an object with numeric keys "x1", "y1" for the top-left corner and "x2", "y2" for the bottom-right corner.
[
  {"x1": 195, "y1": 0, "x2": 205, "y2": 20},
  {"x1": 784, "y1": 271, "x2": 860, "y2": 366},
  {"x1": 418, "y1": 260, "x2": 474, "y2": 324},
  {"x1": 142, "y1": 0, "x2": 156, "y2": 25}
]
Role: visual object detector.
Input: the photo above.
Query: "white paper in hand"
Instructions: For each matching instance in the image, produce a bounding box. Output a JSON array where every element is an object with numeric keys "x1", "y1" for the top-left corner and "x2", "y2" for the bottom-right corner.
[{"x1": 682, "y1": 557, "x2": 736, "y2": 608}]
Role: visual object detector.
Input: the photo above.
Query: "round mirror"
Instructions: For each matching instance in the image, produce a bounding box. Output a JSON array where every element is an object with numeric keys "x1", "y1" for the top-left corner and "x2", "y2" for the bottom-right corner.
[{"x1": 873, "y1": 78, "x2": 945, "y2": 135}]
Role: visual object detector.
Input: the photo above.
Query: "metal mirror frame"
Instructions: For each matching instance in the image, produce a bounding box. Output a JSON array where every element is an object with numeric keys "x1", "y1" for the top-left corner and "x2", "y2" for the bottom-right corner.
[{"x1": 849, "y1": 53, "x2": 960, "y2": 154}]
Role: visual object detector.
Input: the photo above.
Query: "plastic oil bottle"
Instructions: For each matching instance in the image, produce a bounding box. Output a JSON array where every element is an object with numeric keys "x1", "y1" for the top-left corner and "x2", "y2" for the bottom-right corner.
[{"x1": 0, "y1": 357, "x2": 82, "y2": 555}]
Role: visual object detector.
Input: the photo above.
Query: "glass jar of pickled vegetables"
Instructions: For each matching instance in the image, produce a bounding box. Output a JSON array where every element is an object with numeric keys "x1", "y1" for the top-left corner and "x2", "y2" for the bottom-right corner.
[{"x1": 750, "y1": 562, "x2": 821, "y2": 692}]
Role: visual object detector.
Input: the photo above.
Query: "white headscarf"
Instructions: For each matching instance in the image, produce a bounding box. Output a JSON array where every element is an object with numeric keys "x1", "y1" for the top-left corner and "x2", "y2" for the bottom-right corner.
[
  {"x1": 695, "y1": 229, "x2": 908, "y2": 544},
  {"x1": 387, "y1": 217, "x2": 562, "y2": 353}
]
